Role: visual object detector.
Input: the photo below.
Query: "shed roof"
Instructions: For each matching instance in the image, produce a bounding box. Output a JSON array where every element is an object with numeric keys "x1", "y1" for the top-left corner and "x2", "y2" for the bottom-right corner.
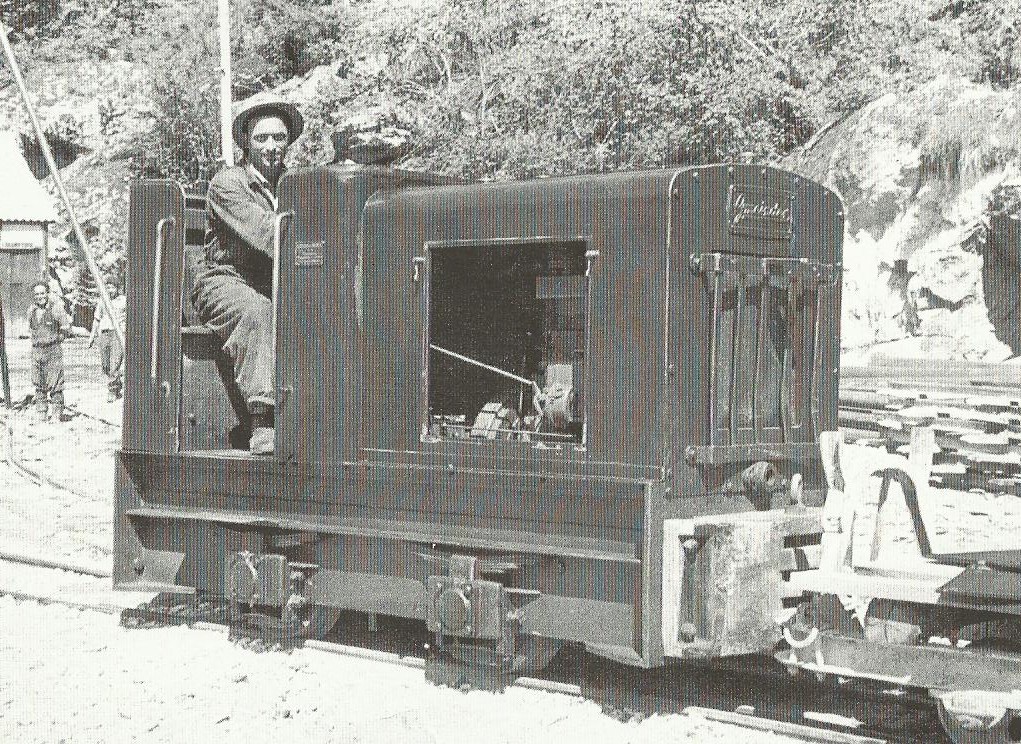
[{"x1": 0, "y1": 132, "x2": 58, "y2": 223}]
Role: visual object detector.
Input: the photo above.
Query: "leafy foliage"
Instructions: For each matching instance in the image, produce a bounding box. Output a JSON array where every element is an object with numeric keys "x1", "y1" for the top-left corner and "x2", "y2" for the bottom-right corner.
[
  {"x1": 7, "y1": 0, "x2": 1021, "y2": 184},
  {"x1": 232, "y1": 0, "x2": 354, "y2": 95},
  {"x1": 0, "y1": 1, "x2": 60, "y2": 40},
  {"x1": 339, "y1": 0, "x2": 916, "y2": 179}
]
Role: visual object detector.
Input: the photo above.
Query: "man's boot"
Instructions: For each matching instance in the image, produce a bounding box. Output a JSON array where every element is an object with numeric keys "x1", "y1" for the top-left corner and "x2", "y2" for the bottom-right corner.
[{"x1": 249, "y1": 403, "x2": 274, "y2": 456}]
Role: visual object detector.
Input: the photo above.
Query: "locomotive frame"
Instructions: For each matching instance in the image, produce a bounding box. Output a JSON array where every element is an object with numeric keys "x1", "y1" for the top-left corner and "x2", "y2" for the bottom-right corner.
[{"x1": 112, "y1": 162, "x2": 1021, "y2": 741}]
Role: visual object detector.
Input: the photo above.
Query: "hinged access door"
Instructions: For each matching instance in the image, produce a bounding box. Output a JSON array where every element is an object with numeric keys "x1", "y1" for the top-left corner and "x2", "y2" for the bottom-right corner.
[{"x1": 124, "y1": 179, "x2": 185, "y2": 453}]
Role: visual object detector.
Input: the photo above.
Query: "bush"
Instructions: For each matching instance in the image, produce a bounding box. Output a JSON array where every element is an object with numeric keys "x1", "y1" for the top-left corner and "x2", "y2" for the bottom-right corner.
[{"x1": 341, "y1": 0, "x2": 905, "y2": 180}]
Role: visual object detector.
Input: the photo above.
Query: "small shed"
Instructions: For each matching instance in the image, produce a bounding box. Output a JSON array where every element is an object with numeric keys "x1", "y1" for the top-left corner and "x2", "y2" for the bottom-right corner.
[{"x1": 0, "y1": 132, "x2": 57, "y2": 338}]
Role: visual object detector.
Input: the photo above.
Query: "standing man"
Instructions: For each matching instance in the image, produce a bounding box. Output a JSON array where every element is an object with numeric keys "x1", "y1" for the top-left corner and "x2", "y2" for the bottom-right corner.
[
  {"x1": 191, "y1": 93, "x2": 303, "y2": 456},
  {"x1": 27, "y1": 280, "x2": 71, "y2": 422},
  {"x1": 87, "y1": 280, "x2": 126, "y2": 401}
]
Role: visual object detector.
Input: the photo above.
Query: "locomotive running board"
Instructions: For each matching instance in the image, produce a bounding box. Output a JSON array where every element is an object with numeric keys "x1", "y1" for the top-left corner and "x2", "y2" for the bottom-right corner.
[{"x1": 123, "y1": 505, "x2": 640, "y2": 565}]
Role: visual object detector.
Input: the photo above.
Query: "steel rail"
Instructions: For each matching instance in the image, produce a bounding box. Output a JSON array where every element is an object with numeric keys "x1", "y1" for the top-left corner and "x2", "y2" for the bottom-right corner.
[
  {"x1": 2, "y1": 418, "x2": 93, "y2": 498},
  {"x1": 683, "y1": 707, "x2": 886, "y2": 744},
  {"x1": 0, "y1": 586, "x2": 584, "y2": 701},
  {"x1": 0, "y1": 588, "x2": 121, "y2": 616},
  {"x1": 0, "y1": 571, "x2": 947, "y2": 743},
  {"x1": 0, "y1": 551, "x2": 110, "y2": 579}
]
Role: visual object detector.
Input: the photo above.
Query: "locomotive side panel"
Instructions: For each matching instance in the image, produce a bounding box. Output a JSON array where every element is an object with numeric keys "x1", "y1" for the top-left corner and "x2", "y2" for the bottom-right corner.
[
  {"x1": 276, "y1": 165, "x2": 459, "y2": 465},
  {"x1": 359, "y1": 172, "x2": 676, "y2": 471},
  {"x1": 114, "y1": 449, "x2": 649, "y2": 652},
  {"x1": 276, "y1": 167, "x2": 379, "y2": 464}
]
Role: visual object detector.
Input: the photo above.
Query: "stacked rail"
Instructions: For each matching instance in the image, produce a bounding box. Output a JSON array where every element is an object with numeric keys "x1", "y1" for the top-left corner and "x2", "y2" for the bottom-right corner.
[{"x1": 839, "y1": 358, "x2": 1021, "y2": 494}]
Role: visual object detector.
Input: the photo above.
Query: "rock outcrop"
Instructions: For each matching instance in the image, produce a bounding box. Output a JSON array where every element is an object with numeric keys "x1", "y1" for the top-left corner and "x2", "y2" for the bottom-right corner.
[{"x1": 788, "y1": 77, "x2": 1021, "y2": 362}]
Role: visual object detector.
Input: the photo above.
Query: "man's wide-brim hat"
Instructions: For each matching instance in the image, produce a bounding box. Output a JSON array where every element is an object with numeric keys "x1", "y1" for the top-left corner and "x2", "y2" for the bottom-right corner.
[{"x1": 232, "y1": 93, "x2": 304, "y2": 148}]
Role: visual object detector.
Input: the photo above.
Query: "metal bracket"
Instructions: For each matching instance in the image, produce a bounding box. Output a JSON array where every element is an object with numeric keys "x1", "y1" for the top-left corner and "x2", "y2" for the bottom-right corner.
[{"x1": 689, "y1": 252, "x2": 841, "y2": 285}]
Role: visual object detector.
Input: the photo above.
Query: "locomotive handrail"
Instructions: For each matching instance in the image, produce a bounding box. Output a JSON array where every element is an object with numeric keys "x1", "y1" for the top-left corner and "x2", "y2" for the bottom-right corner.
[
  {"x1": 150, "y1": 216, "x2": 176, "y2": 382},
  {"x1": 270, "y1": 211, "x2": 293, "y2": 391}
]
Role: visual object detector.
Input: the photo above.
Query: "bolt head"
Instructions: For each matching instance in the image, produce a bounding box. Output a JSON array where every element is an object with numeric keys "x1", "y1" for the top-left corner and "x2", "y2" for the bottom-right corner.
[
  {"x1": 132, "y1": 557, "x2": 145, "y2": 575},
  {"x1": 679, "y1": 622, "x2": 698, "y2": 643}
]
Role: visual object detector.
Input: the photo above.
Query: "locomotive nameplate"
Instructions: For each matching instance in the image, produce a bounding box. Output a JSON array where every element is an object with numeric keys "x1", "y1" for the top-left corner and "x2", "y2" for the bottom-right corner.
[
  {"x1": 294, "y1": 241, "x2": 325, "y2": 267},
  {"x1": 728, "y1": 185, "x2": 794, "y2": 241}
]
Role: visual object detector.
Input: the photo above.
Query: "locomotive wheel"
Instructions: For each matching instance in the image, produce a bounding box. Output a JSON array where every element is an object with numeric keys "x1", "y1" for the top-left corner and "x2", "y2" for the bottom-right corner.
[
  {"x1": 513, "y1": 636, "x2": 563, "y2": 674},
  {"x1": 302, "y1": 606, "x2": 343, "y2": 640}
]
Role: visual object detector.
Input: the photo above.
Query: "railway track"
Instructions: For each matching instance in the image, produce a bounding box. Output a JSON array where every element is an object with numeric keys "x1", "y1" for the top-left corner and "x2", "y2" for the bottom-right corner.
[
  {"x1": 2, "y1": 358, "x2": 1016, "y2": 743},
  {"x1": 0, "y1": 551, "x2": 946, "y2": 744}
]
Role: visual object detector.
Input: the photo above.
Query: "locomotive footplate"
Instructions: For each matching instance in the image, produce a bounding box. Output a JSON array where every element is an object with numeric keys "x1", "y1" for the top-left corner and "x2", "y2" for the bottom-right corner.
[{"x1": 425, "y1": 554, "x2": 555, "y2": 690}]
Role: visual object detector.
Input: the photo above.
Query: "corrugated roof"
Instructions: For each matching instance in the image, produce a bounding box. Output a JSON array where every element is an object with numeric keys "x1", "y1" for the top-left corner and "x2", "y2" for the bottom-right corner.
[{"x1": 0, "y1": 131, "x2": 58, "y2": 222}]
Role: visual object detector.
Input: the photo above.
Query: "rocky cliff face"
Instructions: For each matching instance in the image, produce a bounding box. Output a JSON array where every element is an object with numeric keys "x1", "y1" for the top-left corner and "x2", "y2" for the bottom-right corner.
[{"x1": 788, "y1": 77, "x2": 1021, "y2": 363}]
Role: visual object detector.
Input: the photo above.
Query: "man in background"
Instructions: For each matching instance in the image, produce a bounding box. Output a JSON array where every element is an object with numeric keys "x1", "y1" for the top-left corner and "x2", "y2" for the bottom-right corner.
[
  {"x1": 27, "y1": 280, "x2": 71, "y2": 422},
  {"x1": 87, "y1": 280, "x2": 126, "y2": 401}
]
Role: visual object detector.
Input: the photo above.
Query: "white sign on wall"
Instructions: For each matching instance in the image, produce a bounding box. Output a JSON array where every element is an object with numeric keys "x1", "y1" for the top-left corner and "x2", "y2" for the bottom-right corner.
[{"x1": 0, "y1": 221, "x2": 47, "y2": 252}]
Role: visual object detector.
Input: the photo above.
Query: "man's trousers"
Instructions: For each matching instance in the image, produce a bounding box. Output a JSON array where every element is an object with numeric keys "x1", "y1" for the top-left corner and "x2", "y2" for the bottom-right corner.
[
  {"x1": 32, "y1": 343, "x2": 65, "y2": 415},
  {"x1": 191, "y1": 272, "x2": 274, "y2": 408}
]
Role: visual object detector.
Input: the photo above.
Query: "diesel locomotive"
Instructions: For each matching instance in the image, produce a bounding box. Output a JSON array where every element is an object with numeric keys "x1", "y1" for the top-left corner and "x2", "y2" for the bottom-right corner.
[{"x1": 113, "y1": 162, "x2": 1021, "y2": 743}]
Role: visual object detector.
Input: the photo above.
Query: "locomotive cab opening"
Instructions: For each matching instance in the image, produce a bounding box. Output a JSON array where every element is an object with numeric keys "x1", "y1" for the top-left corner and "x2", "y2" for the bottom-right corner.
[
  {"x1": 425, "y1": 239, "x2": 589, "y2": 446},
  {"x1": 123, "y1": 178, "x2": 259, "y2": 455}
]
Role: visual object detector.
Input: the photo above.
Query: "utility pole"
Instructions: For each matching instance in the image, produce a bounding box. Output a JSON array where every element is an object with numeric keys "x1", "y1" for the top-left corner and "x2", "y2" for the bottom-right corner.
[
  {"x1": 0, "y1": 20, "x2": 125, "y2": 354},
  {"x1": 0, "y1": 295, "x2": 11, "y2": 409},
  {"x1": 219, "y1": 0, "x2": 235, "y2": 165}
]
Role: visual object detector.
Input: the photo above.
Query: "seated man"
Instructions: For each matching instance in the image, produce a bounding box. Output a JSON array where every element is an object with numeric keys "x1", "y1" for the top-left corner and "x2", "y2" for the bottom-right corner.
[{"x1": 191, "y1": 93, "x2": 304, "y2": 455}]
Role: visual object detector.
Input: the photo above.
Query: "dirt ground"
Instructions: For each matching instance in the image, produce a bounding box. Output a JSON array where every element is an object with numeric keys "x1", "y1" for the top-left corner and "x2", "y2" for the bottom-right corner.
[
  {"x1": 1, "y1": 337, "x2": 120, "y2": 572},
  {"x1": 5, "y1": 595, "x2": 784, "y2": 744},
  {"x1": 0, "y1": 338, "x2": 815, "y2": 744}
]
